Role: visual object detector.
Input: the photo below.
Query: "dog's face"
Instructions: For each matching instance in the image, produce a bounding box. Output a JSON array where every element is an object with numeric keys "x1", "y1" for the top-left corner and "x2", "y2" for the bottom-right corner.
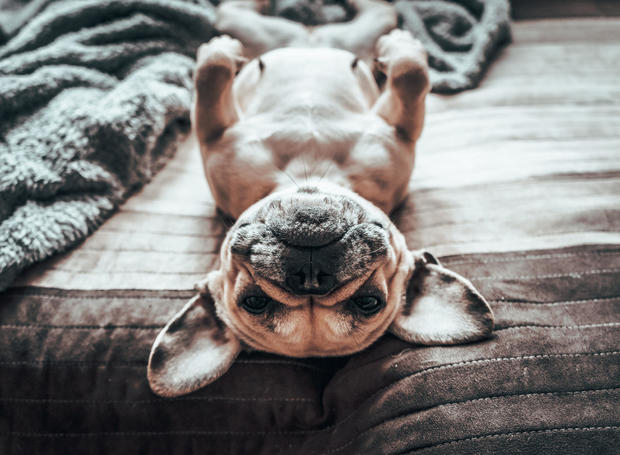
[
  {"x1": 210, "y1": 184, "x2": 403, "y2": 357},
  {"x1": 147, "y1": 184, "x2": 495, "y2": 397}
]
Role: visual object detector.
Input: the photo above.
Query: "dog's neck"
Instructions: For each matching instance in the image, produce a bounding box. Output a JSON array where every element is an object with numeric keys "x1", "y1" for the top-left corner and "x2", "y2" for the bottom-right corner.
[
  {"x1": 272, "y1": 160, "x2": 352, "y2": 194},
  {"x1": 271, "y1": 146, "x2": 412, "y2": 215}
]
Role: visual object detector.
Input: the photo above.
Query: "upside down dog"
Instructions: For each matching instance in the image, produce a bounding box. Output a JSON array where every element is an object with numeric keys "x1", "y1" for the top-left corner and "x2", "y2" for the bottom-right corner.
[{"x1": 148, "y1": 0, "x2": 494, "y2": 397}]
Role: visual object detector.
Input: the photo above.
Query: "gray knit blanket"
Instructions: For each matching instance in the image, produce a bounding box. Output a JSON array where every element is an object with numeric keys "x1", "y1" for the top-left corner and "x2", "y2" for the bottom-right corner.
[{"x1": 0, "y1": 0, "x2": 511, "y2": 291}]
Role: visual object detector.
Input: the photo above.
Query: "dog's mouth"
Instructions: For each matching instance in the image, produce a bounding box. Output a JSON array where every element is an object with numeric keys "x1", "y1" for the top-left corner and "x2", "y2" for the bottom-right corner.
[{"x1": 228, "y1": 190, "x2": 390, "y2": 296}]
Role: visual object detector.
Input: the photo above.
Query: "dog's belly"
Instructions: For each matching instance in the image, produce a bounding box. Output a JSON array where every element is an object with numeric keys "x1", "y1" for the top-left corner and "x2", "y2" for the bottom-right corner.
[
  {"x1": 202, "y1": 48, "x2": 414, "y2": 217},
  {"x1": 234, "y1": 47, "x2": 378, "y2": 116}
]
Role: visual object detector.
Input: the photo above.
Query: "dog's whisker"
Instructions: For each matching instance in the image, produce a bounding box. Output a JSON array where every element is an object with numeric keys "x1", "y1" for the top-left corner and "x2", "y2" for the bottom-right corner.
[
  {"x1": 302, "y1": 155, "x2": 309, "y2": 185},
  {"x1": 318, "y1": 146, "x2": 341, "y2": 183},
  {"x1": 366, "y1": 246, "x2": 388, "y2": 256},
  {"x1": 280, "y1": 169, "x2": 300, "y2": 188},
  {"x1": 318, "y1": 160, "x2": 334, "y2": 183}
]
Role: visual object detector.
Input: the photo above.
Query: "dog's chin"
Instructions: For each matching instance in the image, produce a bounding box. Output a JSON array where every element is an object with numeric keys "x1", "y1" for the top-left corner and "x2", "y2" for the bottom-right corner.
[{"x1": 230, "y1": 183, "x2": 390, "y2": 243}]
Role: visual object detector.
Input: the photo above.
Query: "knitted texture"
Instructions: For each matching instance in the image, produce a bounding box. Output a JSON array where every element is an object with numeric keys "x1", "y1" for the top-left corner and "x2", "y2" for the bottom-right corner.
[
  {"x1": 395, "y1": 0, "x2": 511, "y2": 92},
  {"x1": 0, "y1": 0, "x2": 216, "y2": 290}
]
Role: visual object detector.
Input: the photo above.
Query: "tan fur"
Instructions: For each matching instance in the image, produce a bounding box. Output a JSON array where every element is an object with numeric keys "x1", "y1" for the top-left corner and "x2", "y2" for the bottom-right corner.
[{"x1": 147, "y1": 0, "x2": 493, "y2": 397}]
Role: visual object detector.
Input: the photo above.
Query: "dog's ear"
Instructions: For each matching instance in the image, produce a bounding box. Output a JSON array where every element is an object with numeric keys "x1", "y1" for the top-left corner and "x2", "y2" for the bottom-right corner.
[
  {"x1": 390, "y1": 251, "x2": 494, "y2": 345},
  {"x1": 147, "y1": 291, "x2": 241, "y2": 397}
]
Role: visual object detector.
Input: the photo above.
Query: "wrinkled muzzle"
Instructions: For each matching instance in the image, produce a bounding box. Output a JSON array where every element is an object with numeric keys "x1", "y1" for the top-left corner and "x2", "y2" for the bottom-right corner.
[{"x1": 229, "y1": 192, "x2": 390, "y2": 295}]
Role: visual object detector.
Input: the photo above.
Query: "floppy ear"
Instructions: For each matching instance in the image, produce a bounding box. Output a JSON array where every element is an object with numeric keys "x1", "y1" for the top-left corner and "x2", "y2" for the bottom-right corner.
[
  {"x1": 390, "y1": 251, "x2": 494, "y2": 345},
  {"x1": 147, "y1": 291, "x2": 241, "y2": 397}
]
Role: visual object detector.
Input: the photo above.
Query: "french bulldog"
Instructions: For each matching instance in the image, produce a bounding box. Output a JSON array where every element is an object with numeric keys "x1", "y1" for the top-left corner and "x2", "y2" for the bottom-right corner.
[{"x1": 148, "y1": 0, "x2": 494, "y2": 397}]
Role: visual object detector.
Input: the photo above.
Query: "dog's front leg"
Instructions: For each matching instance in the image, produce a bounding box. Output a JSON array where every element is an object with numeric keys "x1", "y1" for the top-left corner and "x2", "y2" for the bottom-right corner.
[
  {"x1": 193, "y1": 36, "x2": 246, "y2": 143},
  {"x1": 372, "y1": 30, "x2": 430, "y2": 143}
]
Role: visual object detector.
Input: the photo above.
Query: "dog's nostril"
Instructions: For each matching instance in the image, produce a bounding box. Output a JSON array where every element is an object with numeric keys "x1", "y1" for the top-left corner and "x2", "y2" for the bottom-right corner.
[
  {"x1": 294, "y1": 270, "x2": 306, "y2": 281},
  {"x1": 285, "y1": 270, "x2": 305, "y2": 291},
  {"x1": 316, "y1": 273, "x2": 336, "y2": 291},
  {"x1": 285, "y1": 270, "x2": 306, "y2": 292},
  {"x1": 285, "y1": 266, "x2": 336, "y2": 295}
]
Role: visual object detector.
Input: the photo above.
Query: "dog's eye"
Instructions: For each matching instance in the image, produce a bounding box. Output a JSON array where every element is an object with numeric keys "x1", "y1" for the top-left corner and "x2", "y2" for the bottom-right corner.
[
  {"x1": 241, "y1": 296, "x2": 271, "y2": 315},
  {"x1": 351, "y1": 296, "x2": 383, "y2": 317}
]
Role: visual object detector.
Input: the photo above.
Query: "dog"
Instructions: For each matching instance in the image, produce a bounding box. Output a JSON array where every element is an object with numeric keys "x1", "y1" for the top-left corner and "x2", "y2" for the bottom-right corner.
[{"x1": 147, "y1": 0, "x2": 494, "y2": 397}]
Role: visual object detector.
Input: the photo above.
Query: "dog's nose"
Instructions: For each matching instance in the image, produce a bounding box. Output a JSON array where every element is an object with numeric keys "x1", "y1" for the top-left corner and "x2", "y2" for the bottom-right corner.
[
  {"x1": 285, "y1": 266, "x2": 336, "y2": 295},
  {"x1": 284, "y1": 248, "x2": 337, "y2": 295}
]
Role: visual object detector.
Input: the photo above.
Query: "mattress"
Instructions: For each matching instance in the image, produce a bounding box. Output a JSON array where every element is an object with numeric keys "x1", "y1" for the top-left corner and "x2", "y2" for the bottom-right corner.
[{"x1": 1, "y1": 18, "x2": 619, "y2": 454}]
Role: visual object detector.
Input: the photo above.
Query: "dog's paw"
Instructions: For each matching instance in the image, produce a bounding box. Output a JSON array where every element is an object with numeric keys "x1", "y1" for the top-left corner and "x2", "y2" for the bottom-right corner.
[
  {"x1": 196, "y1": 35, "x2": 247, "y2": 73},
  {"x1": 377, "y1": 29, "x2": 424, "y2": 57},
  {"x1": 375, "y1": 29, "x2": 427, "y2": 79}
]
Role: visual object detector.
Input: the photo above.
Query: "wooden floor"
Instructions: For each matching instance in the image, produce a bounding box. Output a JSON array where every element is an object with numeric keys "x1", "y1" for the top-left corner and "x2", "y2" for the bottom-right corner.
[{"x1": 14, "y1": 18, "x2": 620, "y2": 290}]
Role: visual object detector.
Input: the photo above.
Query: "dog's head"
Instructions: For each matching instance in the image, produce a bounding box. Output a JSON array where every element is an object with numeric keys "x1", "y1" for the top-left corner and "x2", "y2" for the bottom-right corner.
[{"x1": 147, "y1": 184, "x2": 494, "y2": 397}]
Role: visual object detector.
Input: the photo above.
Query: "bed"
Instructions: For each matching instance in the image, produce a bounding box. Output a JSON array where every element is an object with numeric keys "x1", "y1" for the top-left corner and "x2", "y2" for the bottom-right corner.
[{"x1": 1, "y1": 12, "x2": 619, "y2": 455}]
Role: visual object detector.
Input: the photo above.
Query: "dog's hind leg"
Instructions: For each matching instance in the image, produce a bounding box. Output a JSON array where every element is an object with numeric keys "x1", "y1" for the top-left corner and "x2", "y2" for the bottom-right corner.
[
  {"x1": 310, "y1": 0, "x2": 397, "y2": 61},
  {"x1": 372, "y1": 29, "x2": 430, "y2": 142},
  {"x1": 216, "y1": 0, "x2": 309, "y2": 59},
  {"x1": 193, "y1": 35, "x2": 245, "y2": 143}
]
